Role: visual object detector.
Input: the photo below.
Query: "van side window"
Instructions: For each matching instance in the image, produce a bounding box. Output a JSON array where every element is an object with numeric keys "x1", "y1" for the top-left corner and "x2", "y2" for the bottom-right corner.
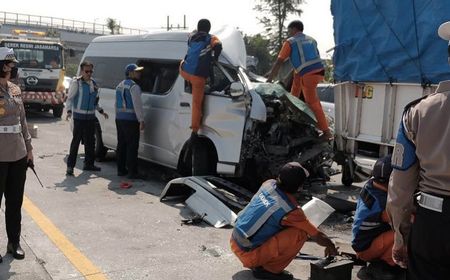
[
  {"x1": 182, "y1": 64, "x2": 239, "y2": 95},
  {"x1": 84, "y1": 56, "x2": 133, "y2": 89},
  {"x1": 137, "y1": 60, "x2": 180, "y2": 95}
]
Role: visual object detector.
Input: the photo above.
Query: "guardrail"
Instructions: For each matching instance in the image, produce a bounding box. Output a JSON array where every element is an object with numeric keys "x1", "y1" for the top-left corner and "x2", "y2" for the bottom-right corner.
[{"x1": 0, "y1": 11, "x2": 147, "y2": 35}]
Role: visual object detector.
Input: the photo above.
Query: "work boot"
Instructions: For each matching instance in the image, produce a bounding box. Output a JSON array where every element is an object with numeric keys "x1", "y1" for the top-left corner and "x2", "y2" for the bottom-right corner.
[
  {"x1": 7, "y1": 242, "x2": 25, "y2": 260},
  {"x1": 251, "y1": 267, "x2": 293, "y2": 280},
  {"x1": 359, "y1": 261, "x2": 398, "y2": 280},
  {"x1": 319, "y1": 130, "x2": 334, "y2": 142},
  {"x1": 66, "y1": 167, "x2": 74, "y2": 176},
  {"x1": 83, "y1": 165, "x2": 101, "y2": 171}
]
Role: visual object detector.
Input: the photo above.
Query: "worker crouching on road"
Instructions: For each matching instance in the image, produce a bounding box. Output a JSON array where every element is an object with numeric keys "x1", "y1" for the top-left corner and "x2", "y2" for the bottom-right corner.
[
  {"x1": 230, "y1": 162, "x2": 338, "y2": 280},
  {"x1": 352, "y1": 155, "x2": 404, "y2": 280},
  {"x1": 179, "y1": 18, "x2": 222, "y2": 137}
]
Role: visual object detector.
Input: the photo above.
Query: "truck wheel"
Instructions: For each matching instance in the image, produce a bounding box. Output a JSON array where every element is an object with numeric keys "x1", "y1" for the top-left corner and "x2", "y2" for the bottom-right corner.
[
  {"x1": 94, "y1": 124, "x2": 107, "y2": 161},
  {"x1": 341, "y1": 159, "x2": 354, "y2": 186},
  {"x1": 52, "y1": 105, "x2": 63, "y2": 118}
]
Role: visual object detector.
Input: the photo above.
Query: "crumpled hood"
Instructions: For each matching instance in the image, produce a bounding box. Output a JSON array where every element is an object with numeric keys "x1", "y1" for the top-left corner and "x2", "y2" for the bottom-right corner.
[{"x1": 212, "y1": 26, "x2": 247, "y2": 69}]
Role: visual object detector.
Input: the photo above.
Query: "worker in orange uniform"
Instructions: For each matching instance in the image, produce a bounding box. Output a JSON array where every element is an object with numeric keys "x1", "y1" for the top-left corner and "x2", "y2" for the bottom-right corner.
[
  {"x1": 266, "y1": 20, "x2": 332, "y2": 141},
  {"x1": 230, "y1": 162, "x2": 338, "y2": 280},
  {"x1": 180, "y1": 18, "x2": 222, "y2": 138},
  {"x1": 352, "y1": 155, "x2": 404, "y2": 279}
]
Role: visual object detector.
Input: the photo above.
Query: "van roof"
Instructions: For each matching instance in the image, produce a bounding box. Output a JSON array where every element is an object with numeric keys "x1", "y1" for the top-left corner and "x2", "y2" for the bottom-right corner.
[{"x1": 89, "y1": 26, "x2": 247, "y2": 69}]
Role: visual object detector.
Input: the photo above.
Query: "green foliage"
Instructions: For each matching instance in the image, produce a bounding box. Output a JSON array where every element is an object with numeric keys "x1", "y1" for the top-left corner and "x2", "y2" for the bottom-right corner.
[
  {"x1": 106, "y1": 18, "x2": 121, "y2": 34},
  {"x1": 323, "y1": 59, "x2": 334, "y2": 83},
  {"x1": 65, "y1": 63, "x2": 78, "y2": 77},
  {"x1": 254, "y1": 0, "x2": 304, "y2": 54},
  {"x1": 244, "y1": 34, "x2": 275, "y2": 75}
]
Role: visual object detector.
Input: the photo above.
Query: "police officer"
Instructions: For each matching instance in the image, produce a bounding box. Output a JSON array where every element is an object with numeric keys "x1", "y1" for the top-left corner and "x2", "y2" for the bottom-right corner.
[
  {"x1": 65, "y1": 61, "x2": 108, "y2": 176},
  {"x1": 230, "y1": 162, "x2": 337, "y2": 280},
  {"x1": 266, "y1": 20, "x2": 332, "y2": 141},
  {"x1": 180, "y1": 19, "x2": 222, "y2": 138},
  {"x1": 386, "y1": 21, "x2": 450, "y2": 280},
  {"x1": 0, "y1": 47, "x2": 34, "y2": 260},
  {"x1": 115, "y1": 64, "x2": 145, "y2": 179}
]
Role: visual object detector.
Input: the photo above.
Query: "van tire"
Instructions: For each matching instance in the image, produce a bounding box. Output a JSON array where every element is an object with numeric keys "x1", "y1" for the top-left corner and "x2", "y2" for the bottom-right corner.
[
  {"x1": 52, "y1": 105, "x2": 64, "y2": 118},
  {"x1": 192, "y1": 146, "x2": 210, "y2": 176},
  {"x1": 95, "y1": 124, "x2": 107, "y2": 161}
]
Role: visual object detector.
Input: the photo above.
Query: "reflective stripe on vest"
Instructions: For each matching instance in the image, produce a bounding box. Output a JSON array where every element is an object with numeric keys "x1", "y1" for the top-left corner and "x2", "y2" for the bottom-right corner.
[
  {"x1": 288, "y1": 34, "x2": 323, "y2": 74},
  {"x1": 115, "y1": 79, "x2": 137, "y2": 121},
  {"x1": 351, "y1": 179, "x2": 391, "y2": 252},
  {"x1": 72, "y1": 79, "x2": 98, "y2": 117},
  {"x1": 182, "y1": 32, "x2": 212, "y2": 78},
  {"x1": 233, "y1": 180, "x2": 297, "y2": 250}
]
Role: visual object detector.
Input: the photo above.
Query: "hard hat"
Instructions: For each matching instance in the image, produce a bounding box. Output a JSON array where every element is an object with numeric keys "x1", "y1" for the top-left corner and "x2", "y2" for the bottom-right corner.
[
  {"x1": 0, "y1": 47, "x2": 19, "y2": 62},
  {"x1": 438, "y1": 21, "x2": 450, "y2": 40}
]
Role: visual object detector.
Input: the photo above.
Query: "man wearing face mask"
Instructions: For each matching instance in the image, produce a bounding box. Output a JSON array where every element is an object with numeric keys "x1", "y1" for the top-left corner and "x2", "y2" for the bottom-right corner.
[
  {"x1": 0, "y1": 47, "x2": 34, "y2": 261},
  {"x1": 386, "y1": 21, "x2": 450, "y2": 279},
  {"x1": 115, "y1": 64, "x2": 145, "y2": 180}
]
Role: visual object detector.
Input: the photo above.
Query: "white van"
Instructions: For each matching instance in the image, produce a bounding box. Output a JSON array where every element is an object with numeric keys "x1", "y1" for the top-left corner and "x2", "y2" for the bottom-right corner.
[{"x1": 83, "y1": 27, "x2": 333, "y2": 186}]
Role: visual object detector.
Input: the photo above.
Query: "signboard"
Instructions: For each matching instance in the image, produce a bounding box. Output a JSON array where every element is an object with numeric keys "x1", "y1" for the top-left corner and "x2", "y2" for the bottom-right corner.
[{"x1": 3, "y1": 42, "x2": 60, "y2": 51}]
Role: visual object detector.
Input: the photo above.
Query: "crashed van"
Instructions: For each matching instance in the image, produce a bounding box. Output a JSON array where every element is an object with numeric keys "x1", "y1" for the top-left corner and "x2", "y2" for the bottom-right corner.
[{"x1": 81, "y1": 26, "x2": 333, "y2": 186}]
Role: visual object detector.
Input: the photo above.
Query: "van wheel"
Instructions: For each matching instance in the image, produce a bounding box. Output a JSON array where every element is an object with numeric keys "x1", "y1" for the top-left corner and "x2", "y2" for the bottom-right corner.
[
  {"x1": 192, "y1": 146, "x2": 210, "y2": 176},
  {"x1": 95, "y1": 124, "x2": 107, "y2": 161},
  {"x1": 52, "y1": 105, "x2": 63, "y2": 118}
]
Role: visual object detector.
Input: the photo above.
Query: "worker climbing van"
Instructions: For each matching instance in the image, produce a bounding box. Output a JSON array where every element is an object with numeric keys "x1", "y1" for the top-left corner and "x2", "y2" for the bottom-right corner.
[{"x1": 83, "y1": 26, "x2": 333, "y2": 186}]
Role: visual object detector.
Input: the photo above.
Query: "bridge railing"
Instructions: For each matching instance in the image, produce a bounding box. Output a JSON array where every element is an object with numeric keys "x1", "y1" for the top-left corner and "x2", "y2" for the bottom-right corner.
[{"x1": 0, "y1": 11, "x2": 146, "y2": 35}]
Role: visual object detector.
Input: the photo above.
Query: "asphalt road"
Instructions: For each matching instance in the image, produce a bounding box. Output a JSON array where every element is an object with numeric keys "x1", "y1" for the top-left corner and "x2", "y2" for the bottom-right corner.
[{"x1": 0, "y1": 110, "x2": 358, "y2": 280}]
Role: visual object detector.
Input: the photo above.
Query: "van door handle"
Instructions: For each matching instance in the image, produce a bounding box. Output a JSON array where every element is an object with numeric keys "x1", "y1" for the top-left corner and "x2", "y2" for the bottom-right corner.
[{"x1": 180, "y1": 102, "x2": 190, "y2": 107}]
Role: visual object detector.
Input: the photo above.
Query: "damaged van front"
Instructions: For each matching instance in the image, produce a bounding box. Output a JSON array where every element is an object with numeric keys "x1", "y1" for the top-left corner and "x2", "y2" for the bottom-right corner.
[{"x1": 85, "y1": 26, "x2": 332, "y2": 187}]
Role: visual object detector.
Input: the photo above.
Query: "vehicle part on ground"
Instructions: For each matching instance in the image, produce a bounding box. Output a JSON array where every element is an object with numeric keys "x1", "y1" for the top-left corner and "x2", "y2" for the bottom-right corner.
[
  {"x1": 242, "y1": 83, "x2": 334, "y2": 187},
  {"x1": 160, "y1": 176, "x2": 253, "y2": 228}
]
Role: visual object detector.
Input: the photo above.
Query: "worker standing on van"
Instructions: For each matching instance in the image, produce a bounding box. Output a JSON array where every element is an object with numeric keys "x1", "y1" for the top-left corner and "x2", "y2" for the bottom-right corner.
[
  {"x1": 0, "y1": 47, "x2": 33, "y2": 261},
  {"x1": 180, "y1": 18, "x2": 222, "y2": 137},
  {"x1": 230, "y1": 162, "x2": 337, "y2": 280},
  {"x1": 65, "y1": 61, "x2": 108, "y2": 176},
  {"x1": 115, "y1": 64, "x2": 145, "y2": 179},
  {"x1": 266, "y1": 20, "x2": 332, "y2": 142},
  {"x1": 386, "y1": 21, "x2": 450, "y2": 280}
]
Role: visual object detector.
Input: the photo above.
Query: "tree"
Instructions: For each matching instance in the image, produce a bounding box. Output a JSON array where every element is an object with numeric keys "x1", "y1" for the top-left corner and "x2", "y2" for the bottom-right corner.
[
  {"x1": 254, "y1": 0, "x2": 304, "y2": 54},
  {"x1": 106, "y1": 18, "x2": 121, "y2": 34},
  {"x1": 244, "y1": 34, "x2": 275, "y2": 75}
]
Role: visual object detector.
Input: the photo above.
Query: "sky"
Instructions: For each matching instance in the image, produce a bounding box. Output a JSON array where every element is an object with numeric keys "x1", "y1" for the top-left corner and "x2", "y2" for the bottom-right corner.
[{"x1": 4, "y1": 0, "x2": 334, "y2": 57}]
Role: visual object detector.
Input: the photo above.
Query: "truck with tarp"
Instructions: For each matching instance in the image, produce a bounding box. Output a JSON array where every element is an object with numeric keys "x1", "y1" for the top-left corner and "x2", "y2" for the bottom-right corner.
[
  {"x1": 331, "y1": 0, "x2": 450, "y2": 185},
  {"x1": 0, "y1": 30, "x2": 67, "y2": 117}
]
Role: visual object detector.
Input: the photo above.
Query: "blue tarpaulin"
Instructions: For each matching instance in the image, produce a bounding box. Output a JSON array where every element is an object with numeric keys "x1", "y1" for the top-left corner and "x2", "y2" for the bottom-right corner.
[{"x1": 331, "y1": 0, "x2": 450, "y2": 84}]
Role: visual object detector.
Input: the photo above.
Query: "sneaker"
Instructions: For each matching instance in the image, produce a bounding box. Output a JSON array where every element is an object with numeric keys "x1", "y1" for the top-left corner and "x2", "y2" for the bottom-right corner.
[
  {"x1": 362, "y1": 261, "x2": 398, "y2": 280},
  {"x1": 251, "y1": 267, "x2": 293, "y2": 280},
  {"x1": 83, "y1": 165, "x2": 101, "y2": 171},
  {"x1": 319, "y1": 130, "x2": 334, "y2": 142},
  {"x1": 66, "y1": 167, "x2": 74, "y2": 176}
]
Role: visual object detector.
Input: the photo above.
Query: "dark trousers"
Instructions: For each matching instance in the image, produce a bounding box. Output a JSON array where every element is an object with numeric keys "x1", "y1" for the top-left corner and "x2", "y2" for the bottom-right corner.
[
  {"x1": 408, "y1": 199, "x2": 450, "y2": 280},
  {"x1": 67, "y1": 119, "x2": 96, "y2": 168},
  {"x1": 0, "y1": 157, "x2": 27, "y2": 243},
  {"x1": 116, "y1": 119, "x2": 140, "y2": 175}
]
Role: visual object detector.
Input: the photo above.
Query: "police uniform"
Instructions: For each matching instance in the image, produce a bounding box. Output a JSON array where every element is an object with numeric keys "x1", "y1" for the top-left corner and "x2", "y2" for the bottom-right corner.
[
  {"x1": 387, "y1": 80, "x2": 450, "y2": 279},
  {"x1": 115, "y1": 64, "x2": 144, "y2": 178},
  {"x1": 65, "y1": 74, "x2": 103, "y2": 173},
  {"x1": 0, "y1": 47, "x2": 32, "y2": 260}
]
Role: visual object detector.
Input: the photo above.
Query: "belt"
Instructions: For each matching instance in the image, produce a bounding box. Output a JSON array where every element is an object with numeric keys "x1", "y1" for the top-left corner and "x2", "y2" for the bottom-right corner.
[
  {"x1": 417, "y1": 192, "x2": 444, "y2": 213},
  {"x1": 0, "y1": 124, "x2": 21, "y2": 134}
]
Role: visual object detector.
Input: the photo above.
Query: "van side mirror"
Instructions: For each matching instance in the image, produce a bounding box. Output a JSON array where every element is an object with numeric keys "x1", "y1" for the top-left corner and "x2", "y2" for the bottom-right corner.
[{"x1": 230, "y1": 82, "x2": 245, "y2": 98}]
